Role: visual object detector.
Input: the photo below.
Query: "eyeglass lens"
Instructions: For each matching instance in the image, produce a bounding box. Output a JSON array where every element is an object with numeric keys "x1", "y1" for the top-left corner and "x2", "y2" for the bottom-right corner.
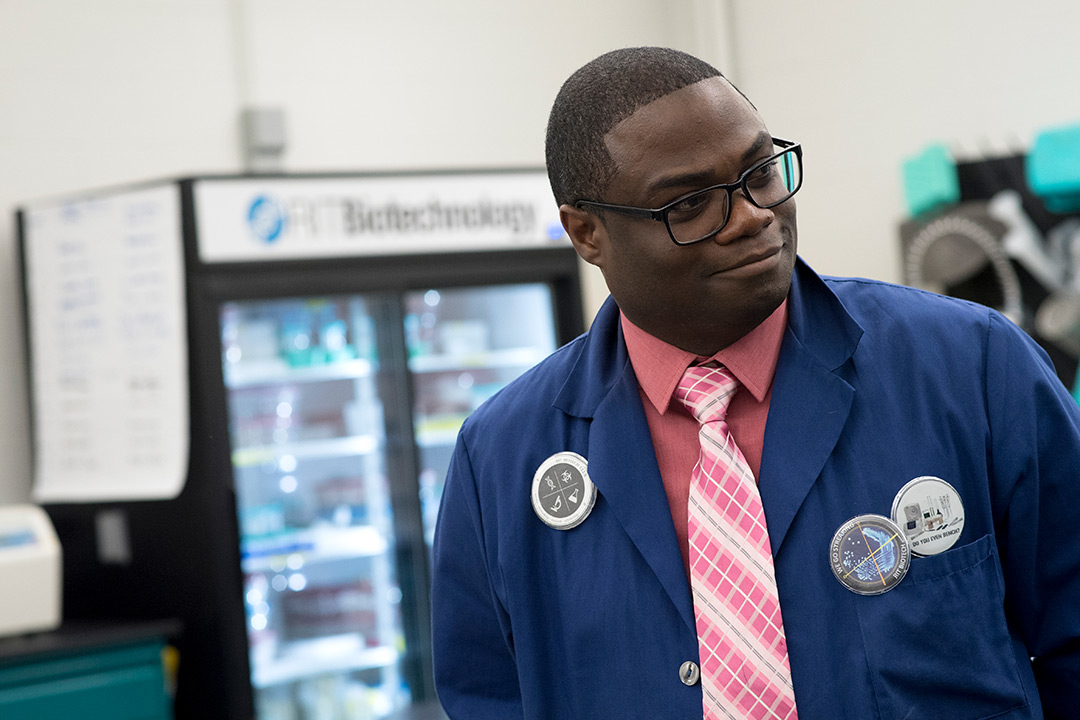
[{"x1": 667, "y1": 145, "x2": 802, "y2": 244}]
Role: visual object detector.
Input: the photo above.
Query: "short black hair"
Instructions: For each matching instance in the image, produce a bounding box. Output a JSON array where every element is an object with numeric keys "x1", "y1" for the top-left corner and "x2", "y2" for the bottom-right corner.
[{"x1": 545, "y1": 47, "x2": 731, "y2": 207}]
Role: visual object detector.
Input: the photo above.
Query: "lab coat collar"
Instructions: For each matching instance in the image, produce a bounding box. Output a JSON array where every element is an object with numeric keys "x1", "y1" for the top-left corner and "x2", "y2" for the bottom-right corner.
[
  {"x1": 553, "y1": 293, "x2": 626, "y2": 419},
  {"x1": 552, "y1": 257, "x2": 863, "y2": 428}
]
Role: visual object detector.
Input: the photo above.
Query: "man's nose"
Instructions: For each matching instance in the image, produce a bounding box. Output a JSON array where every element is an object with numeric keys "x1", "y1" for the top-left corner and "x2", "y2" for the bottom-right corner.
[{"x1": 712, "y1": 191, "x2": 773, "y2": 243}]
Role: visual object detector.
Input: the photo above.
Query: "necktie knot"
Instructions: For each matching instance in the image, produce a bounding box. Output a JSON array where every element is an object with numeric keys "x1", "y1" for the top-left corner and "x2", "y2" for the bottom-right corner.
[{"x1": 675, "y1": 364, "x2": 739, "y2": 425}]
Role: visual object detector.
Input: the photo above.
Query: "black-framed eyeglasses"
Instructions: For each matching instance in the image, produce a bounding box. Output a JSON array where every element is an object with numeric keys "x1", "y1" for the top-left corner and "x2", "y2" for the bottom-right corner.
[{"x1": 575, "y1": 137, "x2": 803, "y2": 246}]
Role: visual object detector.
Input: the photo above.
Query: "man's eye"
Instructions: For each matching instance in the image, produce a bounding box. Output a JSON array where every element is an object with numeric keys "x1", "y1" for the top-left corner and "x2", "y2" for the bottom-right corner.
[
  {"x1": 746, "y1": 161, "x2": 779, "y2": 188},
  {"x1": 669, "y1": 192, "x2": 711, "y2": 216}
]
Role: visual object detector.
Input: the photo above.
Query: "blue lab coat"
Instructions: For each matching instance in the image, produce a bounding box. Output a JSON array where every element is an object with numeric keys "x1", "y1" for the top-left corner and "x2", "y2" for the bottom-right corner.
[{"x1": 431, "y1": 259, "x2": 1080, "y2": 719}]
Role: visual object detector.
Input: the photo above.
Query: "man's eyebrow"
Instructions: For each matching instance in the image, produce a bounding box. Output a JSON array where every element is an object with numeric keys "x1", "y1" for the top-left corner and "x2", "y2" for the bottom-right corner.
[
  {"x1": 739, "y1": 132, "x2": 773, "y2": 166},
  {"x1": 645, "y1": 131, "x2": 774, "y2": 198}
]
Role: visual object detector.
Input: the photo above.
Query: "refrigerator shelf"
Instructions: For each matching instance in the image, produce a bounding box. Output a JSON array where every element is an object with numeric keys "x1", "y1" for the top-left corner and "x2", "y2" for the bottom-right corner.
[
  {"x1": 251, "y1": 637, "x2": 399, "y2": 689},
  {"x1": 414, "y1": 415, "x2": 469, "y2": 448},
  {"x1": 241, "y1": 525, "x2": 389, "y2": 572},
  {"x1": 407, "y1": 346, "x2": 547, "y2": 374},
  {"x1": 224, "y1": 358, "x2": 376, "y2": 389},
  {"x1": 231, "y1": 435, "x2": 380, "y2": 467}
]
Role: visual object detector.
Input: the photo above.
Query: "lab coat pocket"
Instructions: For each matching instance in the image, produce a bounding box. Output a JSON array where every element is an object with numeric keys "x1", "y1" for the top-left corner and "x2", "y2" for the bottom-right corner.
[{"x1": 854, "y1": 534, "x2": 1028, "y2": 720}]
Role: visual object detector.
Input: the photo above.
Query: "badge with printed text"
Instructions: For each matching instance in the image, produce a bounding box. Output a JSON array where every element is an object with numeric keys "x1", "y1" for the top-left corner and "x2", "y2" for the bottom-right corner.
[
  {"x1": 830, "y1": 514, "x2": 910, "y2": 595},
  {"x1": 891, "y1": 475, "x2": 965, "y2": 557},
  {"x1": 531, "y1": 452, "x2": 596, "y2": 530}
]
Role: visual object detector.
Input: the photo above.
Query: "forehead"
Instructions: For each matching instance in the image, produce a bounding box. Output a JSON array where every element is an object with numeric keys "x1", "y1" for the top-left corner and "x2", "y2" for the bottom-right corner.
[{"x1": 602, "y1": 77, "x2": 767, "y2": 199}]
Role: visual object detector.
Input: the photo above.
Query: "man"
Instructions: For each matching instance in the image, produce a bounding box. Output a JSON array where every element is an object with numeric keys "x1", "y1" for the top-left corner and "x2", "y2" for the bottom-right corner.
[{"x1": 430, "y1": 46, "x2": 1080, "y2": 718}]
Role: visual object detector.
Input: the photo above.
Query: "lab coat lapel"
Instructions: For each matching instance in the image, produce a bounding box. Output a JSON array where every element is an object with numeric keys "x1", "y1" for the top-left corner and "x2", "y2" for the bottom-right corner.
[
  {"x1": 759, "y1": 261, "x2": 862, "y2": 557},
  {"x1": 554, "y1": 299, "x2": 696, "y2": 635},
  {"x1": 589, "y1": 364, "x2": 697, "y2": 634}
]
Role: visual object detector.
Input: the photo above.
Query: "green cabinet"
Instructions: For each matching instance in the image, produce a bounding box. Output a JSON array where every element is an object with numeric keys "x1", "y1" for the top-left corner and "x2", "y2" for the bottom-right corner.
[{"x1": 0, "y1": 624, "x2": 175, "y2": 720}]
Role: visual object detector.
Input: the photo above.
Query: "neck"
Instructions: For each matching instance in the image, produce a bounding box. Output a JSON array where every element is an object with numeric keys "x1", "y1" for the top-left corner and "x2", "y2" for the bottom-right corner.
[{"x1": 633, "y1": 312, "x2": 766, "y2": 357}]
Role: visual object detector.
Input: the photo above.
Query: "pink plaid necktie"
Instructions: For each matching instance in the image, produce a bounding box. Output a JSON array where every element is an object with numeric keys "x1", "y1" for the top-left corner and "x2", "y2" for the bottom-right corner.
[{"x1": 675, "y1": 364, "x2": 798, "y2": 720}]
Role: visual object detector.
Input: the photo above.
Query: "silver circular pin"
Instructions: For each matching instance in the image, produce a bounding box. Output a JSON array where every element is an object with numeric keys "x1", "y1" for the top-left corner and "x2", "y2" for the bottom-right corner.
[
  {"x1": 531, "y1": 451, "x2": 596, "y2": 530},
  {"x1": 829, "y1": 514, "x2": 910, "y2": 595},
  {"x1": 891, "y1": 475, "x2": 965, "y2": 556}
]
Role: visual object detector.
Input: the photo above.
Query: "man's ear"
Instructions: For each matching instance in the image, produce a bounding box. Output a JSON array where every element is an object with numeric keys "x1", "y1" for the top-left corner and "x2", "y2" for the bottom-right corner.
[{"x1": 560, "y1": 204, "x2": 606, "y2": 267}]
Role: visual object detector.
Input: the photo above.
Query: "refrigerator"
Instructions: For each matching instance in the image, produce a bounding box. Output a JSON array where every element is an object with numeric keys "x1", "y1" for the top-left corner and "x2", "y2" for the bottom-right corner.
[{"x1": 16, "y1": 170, "x2": 584, "y2": 720}]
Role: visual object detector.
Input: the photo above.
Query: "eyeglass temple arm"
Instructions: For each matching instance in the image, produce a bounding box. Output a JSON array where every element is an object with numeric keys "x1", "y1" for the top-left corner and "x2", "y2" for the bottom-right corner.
[{"x1": 575, "y1": 201, "x2": 660, "y2": 220}]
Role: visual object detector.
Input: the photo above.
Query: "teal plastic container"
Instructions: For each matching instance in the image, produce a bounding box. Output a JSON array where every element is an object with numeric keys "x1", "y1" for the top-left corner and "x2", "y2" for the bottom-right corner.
[
  {"x1": 1074, "y1": 363, "x2": 1080, "y2": 407},
  {"x1": 1028, "y1": 123, "x2": 1080, "y2": 213},
  {"x1": 902, "y1": 143, "x2": 960, "y2": 218}
]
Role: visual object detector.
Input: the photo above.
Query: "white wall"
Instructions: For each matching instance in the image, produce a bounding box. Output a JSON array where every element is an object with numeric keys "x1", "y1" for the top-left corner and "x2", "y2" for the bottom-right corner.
[
  {"x1": 0, "y1": 0, "x2": 712, "y2": 502},
  {"x1": 728, "y1": 0, "x2": 1080, "y2": 283}
]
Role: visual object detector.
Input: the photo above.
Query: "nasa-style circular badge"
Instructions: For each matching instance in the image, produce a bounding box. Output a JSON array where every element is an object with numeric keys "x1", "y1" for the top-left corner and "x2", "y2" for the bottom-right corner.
[
  {"x1": 890, "y1": 475, "x2": 965, "y2": 557},
  {"x1": 531, "y1": 452, "x2": 596, "y2": 530},
  {"x1": 830, "y1": 514, "x2": 910, "y2": 595}
]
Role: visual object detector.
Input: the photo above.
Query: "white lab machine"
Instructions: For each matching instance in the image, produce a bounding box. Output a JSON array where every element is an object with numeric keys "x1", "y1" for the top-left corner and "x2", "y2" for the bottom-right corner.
[{"x1": 0, "y1": 504, "x2": 62, "y2": 637}]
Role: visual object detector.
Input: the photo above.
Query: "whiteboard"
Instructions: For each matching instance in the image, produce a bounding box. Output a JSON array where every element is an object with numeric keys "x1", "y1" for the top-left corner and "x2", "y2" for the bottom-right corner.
[{"x1": 22, "y1": 184, "x2": 189, "y2": 502}]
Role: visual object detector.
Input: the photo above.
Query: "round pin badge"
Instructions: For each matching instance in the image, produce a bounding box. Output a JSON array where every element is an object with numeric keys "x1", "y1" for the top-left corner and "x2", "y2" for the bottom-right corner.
[
  {"x1": 891, "y1": 475, "x2": 965, "y2": 557},
  {"x1": 531, "y1": 451, "x2": 596, "y2": 530},
  {"x1": 829, "y1": 514, "x2": 910, "y2": 595}
]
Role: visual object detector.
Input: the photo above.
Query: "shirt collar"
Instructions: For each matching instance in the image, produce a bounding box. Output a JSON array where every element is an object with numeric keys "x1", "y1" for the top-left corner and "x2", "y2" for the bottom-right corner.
[{"x1": 621, "y1": 299, "x2": 789, "y2": 414}]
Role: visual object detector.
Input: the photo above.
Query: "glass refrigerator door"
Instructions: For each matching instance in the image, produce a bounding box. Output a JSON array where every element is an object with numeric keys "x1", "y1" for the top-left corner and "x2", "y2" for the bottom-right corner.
[
  {"x1": 404, "y1": 284, "x2": 558, "y2": 545},
  {"x1": 220, "y1": 295, "x2": 408, "y2": 720}
]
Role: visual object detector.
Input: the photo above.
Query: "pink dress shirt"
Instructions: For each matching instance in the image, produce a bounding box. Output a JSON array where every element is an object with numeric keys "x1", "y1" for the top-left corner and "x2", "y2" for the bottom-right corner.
[{"x1": 620, "y1": 300, "x2": 789, "y2": 578}]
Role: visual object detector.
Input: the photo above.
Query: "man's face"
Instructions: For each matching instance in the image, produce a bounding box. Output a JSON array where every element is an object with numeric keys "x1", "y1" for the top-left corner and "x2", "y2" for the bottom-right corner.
[{"x1": 583, "y1": 76, "x2": 798, "y2": 354}]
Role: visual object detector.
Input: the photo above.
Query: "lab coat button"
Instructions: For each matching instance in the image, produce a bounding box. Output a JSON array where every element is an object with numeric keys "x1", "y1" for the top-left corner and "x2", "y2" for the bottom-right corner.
[{"x1": 679, "y1": 660, "x2": 700, "y2": 686}]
